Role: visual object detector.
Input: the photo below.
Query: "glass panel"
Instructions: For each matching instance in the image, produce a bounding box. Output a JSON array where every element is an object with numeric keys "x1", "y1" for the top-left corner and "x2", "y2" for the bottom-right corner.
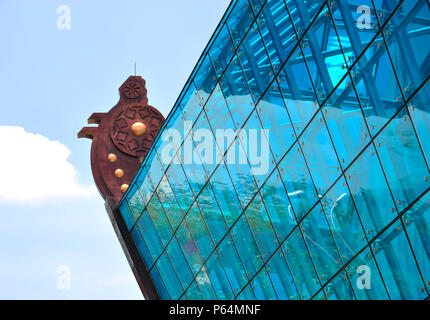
[
  {"x1": 193, "y1": 54, "x2": 217, "y2": 104},
  {"x1": 257, "y1": 0, "x2": 296, "y2": 70},
  {"x1": 123, "y1": 184, "x2": 144, "y2": 230},
  {"x1": 210, "y1": 164, "x2": 243, "y2": 227},
  {"x1": 323, "y1": 75, "x2": 371, "y2": 168},
  {"x1": 373, "y1": 0, "x2": 402, "y2": 26},
  {"x1": 230, "y1": 215, "x2": 264, "y2": 278},
  {"x1": 301, "y1": 204, "x2": 342, "y2": 283},
  {"x1": 383, "y1": 0, "x2": 430, "y2": 100},
  {"x1": 179, "y1": 82, "x2": 204, "y2": 125},
  {"x1": 185, "y1": 203, "x2": 214, "y2": 261},
  {"x1": 205, "y1": 252, "x2": 235, "y2": 300},
  {"x1": 156, "y1": 176, "x2": 183, "y2": 231},
  {"x1": 176, "y1": 221, "x2": 203, "y2": 275},
  {"x1": 257, "y1": 83, "x2": 296, "y2": 162},
  {"x1": 220, "y1": 54, "x2": 254, "y2": 129},
  {"x1": 146, "y1": 194, "x2": 173, "y2": 247},
  {"x1": 249, "y1": 267, "x2": 278, "y2": 299},
  {"x1": 209, "y1": 23, "x2": 235, "y2": 77},
  {"x1": 324, "y1": 270, "x2": 356, "y2": 300},
  {"x1": 150, "y1": 267, "x2": 170, "y2": 299},
  {"x1": 402, "y1": 190, "x2": 430, "y2": 293},
  {"x1": 165, "y1": 237, "x2": 194, "y2": 289},
  {"x1": 261, "y1": 168, "x2": 297, "y2": 241},
  {"x1": 373, "y1": 220, "x2": 427, "y2": 300},
  {"x1": 266, "y1": 248, "x2": 300, "y2": 299},
  {"x1": 248, "y1": 0, "x2": 265, "y2": 15},
  {"x1": 300, "y1": 111, "x2": 341, "y2": 194},
  {"x1": 278, "y1": 46, "x2": 319, "y2": 135},
  {"x1": 322, "y1": 177, "x2": 367, "y2": 262},
  {"x1": 279, "y1": 143, "x2": 317, "y2": 220},
  {"x1": 283, "y1": 228, "x2": 320, "y2": 299},
  {"x1": 301, "y1": 3, "x2": 347, "y2": 102},
  {"x1": 156, "y1": 252, "x2": 184, "y2": 300},
  {"x1": 244, "y1": 193, "x2": 279, "y2": 261},
  {"x1": 185, "y1": 280, "x2": 203, "y2": 300},
  {"x1": 180, "y1": 134, "x2": 207, "y2": 196},
  {"x1": 136, "y1": 210, "x2": 164, "y2": 265},
  {"x1": 217, "y1": 234, "x2": 250, "y2": 296},
  {"x1": 284, "y1": 0, "x2": 326, "y2": 35},
  {"x1": 375, "y1": 108, "x2": 430, "y2": 211},
  {"x1": 236, "y1": 283, "x2": 257, "y2": 299},
  {"x1": 227, "y1": 0, "x2": 255, "y2": 47},
  {"x1": 331, "y1": 0, "x2": 380, "y2": 66},
  {"x1": 225, "y1": 135, "x2": 258, "y2": 208},
  {"x1": 346, "y1": 144, "x2": 397, "y2": 235},
  {"x1": 408, "y1": 79, "x2": 430, "y2": 165},
  {"x1": 196, "y1": 183, "x2": 228, "y2": 245},
  {"x1": 192, "y1": 111, "x2": 219, "y2": 177},
  {"x1": 166, "y1": 155, "x2": 194, "y2": 214},
  {"x1": 352, "y1": 39, "x2": 404, "y2": 134},
  {"x1": 239, "y1": 109, "x2": 274, "y2": 183},
  {"x1": 131, "y1": 226, "x2": 153, "y2": 267},
  {"x1": 346, "y1": 248, "x2": 389, "y2": 300},
  {"x1": 204, "y1": 84, "x2": 236, "y2": 155},
  {"x1": 136, "y1": 171, "x2": 156, "y2": 215},
  {"x1": 195, "y1": 266, "x2": 218, "y2": 299},
  {"x1": 238, "y1": 22, "x2": 275, "y2": 102}
]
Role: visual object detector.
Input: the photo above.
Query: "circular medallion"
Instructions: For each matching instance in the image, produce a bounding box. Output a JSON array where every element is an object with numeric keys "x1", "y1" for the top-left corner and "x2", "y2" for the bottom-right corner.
[{"x1": 110, "y1": 105, "x2": 164, "y2": 157}]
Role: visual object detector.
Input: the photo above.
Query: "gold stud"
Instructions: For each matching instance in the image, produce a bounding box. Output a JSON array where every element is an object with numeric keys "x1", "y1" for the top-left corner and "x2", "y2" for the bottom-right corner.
[
  {"x1": 131, "y1": 122, "x2": 147, "y2": 136},
  {"x1": 115, "y1": 169, "x2": 124, "y2": 178},
  {"x1": 108, "y1": 153, "x2": 117, "y2": 162},
  {"x1": 121, "y1": 184, "x2": 129, "y2": 193}
]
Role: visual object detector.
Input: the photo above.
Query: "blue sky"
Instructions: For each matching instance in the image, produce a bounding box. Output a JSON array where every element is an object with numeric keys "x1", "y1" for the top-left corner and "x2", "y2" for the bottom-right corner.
[{"x1": 0, "y1": 0, "x2": 230, "y2": 299}]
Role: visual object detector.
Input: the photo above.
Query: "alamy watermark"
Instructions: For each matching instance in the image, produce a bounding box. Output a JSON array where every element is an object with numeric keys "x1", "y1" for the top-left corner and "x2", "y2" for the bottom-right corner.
[
  {"x1": 160, "y1": 121, "x2": 270, "y2": 176},
  {"x1": 57, "y1": 5, "x2": 71, "y2": 30},
  {"x1": 356, "y1": 5, "x2": 372, "y2": 30},
  {"x1": 356, "y1": 265, "x2": 371, "y2": 290},
  {"x1": 56, "y1": 265, "x2": 71, "y2": 290}
]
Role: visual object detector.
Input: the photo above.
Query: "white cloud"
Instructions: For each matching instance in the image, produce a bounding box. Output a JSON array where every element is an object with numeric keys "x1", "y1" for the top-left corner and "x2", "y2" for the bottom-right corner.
[{"x1": 0, "y1": 126, "x2": 96, "y2": 203}]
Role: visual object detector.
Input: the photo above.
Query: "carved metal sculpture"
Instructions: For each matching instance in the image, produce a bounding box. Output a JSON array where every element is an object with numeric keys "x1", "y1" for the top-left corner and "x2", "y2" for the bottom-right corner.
[{"x1": 78, "y1": 76, "x2": 165, "y2": 205}]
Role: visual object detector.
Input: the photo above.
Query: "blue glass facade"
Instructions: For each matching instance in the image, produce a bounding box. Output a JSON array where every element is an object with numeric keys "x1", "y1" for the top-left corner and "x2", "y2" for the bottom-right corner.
[{"x1": 118, "y1": 0, "x2": 430, "y2": 300}]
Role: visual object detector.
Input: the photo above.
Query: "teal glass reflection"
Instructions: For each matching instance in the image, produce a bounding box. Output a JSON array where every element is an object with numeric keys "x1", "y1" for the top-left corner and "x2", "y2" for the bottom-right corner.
[
  {"x1": 230, "y1": 215, "x2": 264, "y2": 277},
  {"x1": 266, "y1": 249, "x2": 300, "y2": 299},
  {"x1": 117, "y1": 0, "x2": 430, "y2": 300},
  {"x1": 324, "y1": 270, "x2": 356, "y2": 300},
  {"x1": 322, "y1": 177, "x2": 367, "y2": 262},
  {"x1": 257, "y1": 84, "x2": 296, "y2": 163},
  {"x1": 205, "y1": 252, "x2": 235, "y2": 299},
  {"x1": 323, "y1": 75, "x2": 371, "y2": 169},
  {"x1": 345, "y1": 248, "x2": 389, "y2": 300},
  {"x1": 346, "y1": 144, "x2": 397, "y2": 235},
  {"x1": 261, "y1": 168, "x2": 297, "y2": 241},
  {"x1": 300, "y1": 110, "x2": 341, "y2": 193},
  {"x1": 375, "y1": 108, "x2": 430, "y2": 211},
  {"x1": 301, "y1": 204, "x2": 342, "y2": 283},
  {"x1": 408, "y1": 79, "x2": 430, "y2": 165},
  {"x1": 244, "y1": 193, "x2": 279, "y2": 261},
  {"x1": 279, "y1": 143, "x2": 318, "y2": 220},
  {"x1": 300, "y1": 3, "x2": 347, "y2": 101},
  {"x1": 372, "y1": 220, "x2": 427, "y2": 300},
  {"x1": 283, "y1": 228, "x2": 320, "y2": 299},
  {"x1": 402, "y1": 191, "x2": 430, "y2": 294}
]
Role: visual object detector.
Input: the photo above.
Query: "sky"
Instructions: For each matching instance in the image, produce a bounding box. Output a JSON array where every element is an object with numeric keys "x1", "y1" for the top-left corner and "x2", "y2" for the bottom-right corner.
[{"x1": 0, "y1": 0, "x2": 230, "y2": 299}]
